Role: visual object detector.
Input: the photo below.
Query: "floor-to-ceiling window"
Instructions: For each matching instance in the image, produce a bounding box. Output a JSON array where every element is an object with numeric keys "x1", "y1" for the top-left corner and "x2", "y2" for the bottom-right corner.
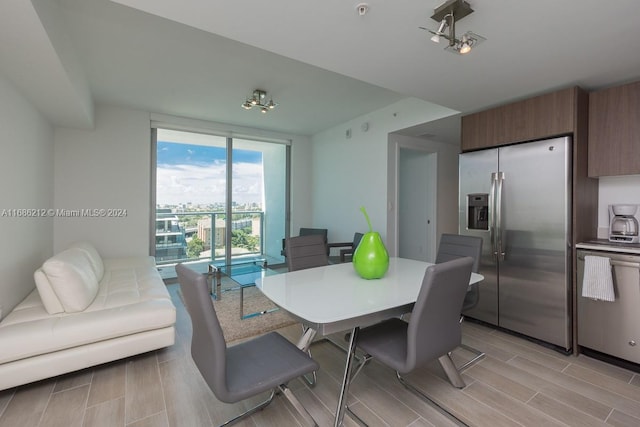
[{"x1": 151, "y1": 127, "x2": 288, "y2": 278}]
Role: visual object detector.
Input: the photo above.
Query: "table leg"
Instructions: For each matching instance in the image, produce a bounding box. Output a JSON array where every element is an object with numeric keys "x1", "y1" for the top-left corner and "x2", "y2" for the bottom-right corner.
[
  {"x1": 334, "y1": 326, "x2": 359, "y2": 427},
  {"x1": 215, "y1": 269, "x2": 221, "y2": 300},
  {"x1": 296, "y1": 327, "x2": 317, "y2": 352},
  {"x1": 208, "y1": 265, "x2": 222, "y2": 300},
  {"x1": 239, "y1": 286, "x2": 244, "y2": 319}
]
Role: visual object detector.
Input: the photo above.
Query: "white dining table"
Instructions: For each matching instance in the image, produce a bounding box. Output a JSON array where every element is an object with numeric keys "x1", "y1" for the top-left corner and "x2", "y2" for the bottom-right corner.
[{"x1": 256, "y1": 257, "x2": 483, "y2": 427}]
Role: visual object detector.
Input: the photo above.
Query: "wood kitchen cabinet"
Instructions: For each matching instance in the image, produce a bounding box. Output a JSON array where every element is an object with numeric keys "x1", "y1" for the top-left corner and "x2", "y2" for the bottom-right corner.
[
  {"x1": 588, "y1": 80, "x2": 640, "y2": 177},
  {"x1": 461, "y1": 87, "x2": 578, "y2": 151}
]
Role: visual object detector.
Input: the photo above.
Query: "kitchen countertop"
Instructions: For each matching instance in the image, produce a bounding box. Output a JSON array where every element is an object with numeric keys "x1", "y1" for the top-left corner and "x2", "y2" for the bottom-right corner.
[{"x1": 576, "y1": 239, "x2": 640, "y2": 255}]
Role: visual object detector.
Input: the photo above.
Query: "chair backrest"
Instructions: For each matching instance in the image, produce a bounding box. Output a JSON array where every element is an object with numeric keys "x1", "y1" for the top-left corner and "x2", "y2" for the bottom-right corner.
[
  {"x1": 299, "y1": 227, "x2": 328, "y2": 239},
  {"x1": 299, "y1": 227, "x2": 329, "y2": 255},
  {"x1": 175, "y1": 263, "x2": 229, "y2": 399},
  {"x1": 353, "y1": 232, "x2": 364, "y2": 249},
  {"x1": 285, "y1": 234, "x2": 330, "y2": 271},
  {"x1": 405, "y1": 257, "x2": 474, "y2": 372},
  {"x1": 435, "y1": 234, "x2": 482, "y2": 273},
  {"x1": 435, "y1": 234, "x2": 483, "y2": 311}
]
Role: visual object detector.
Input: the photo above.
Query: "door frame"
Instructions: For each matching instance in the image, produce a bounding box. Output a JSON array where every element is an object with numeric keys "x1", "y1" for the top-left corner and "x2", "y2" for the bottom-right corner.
[{"x1": 386, "y1": 136, "x2": 438, "y2": 261}]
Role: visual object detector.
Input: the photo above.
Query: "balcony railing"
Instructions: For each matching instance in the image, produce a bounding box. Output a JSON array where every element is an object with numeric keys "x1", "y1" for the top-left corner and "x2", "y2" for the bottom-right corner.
[{"x1": 154, "y1": 210, "x2": 265, "y2": 266}]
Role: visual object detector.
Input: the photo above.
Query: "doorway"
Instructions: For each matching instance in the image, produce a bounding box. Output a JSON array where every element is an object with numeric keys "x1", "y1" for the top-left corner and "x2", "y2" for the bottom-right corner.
[{"x1": 398, "y1": 147, "x2": 437, "y2": 262}]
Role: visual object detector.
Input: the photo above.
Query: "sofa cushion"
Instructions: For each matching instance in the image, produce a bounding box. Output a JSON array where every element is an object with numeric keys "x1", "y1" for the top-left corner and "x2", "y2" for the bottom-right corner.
[
  {"x1": 40, "y1": 248, "x2": 99, "y2": 313},
  {"x1": 69, "y1": 242, "x2": 104, "y2": 282},
  {"x1": 33, "y1": 269, "x2": 65, "y2": 314}
]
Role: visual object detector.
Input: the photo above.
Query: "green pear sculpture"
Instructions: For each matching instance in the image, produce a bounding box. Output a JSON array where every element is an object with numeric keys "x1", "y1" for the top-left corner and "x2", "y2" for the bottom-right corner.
[{"x1": 353, "y1": 206, "x2": 389, "y2": 279}]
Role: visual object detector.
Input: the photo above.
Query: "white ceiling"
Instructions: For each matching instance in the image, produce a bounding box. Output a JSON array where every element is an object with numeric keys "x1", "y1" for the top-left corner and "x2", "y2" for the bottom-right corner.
[{"x1": 2, "y1": 0, "x2": 640, "y2": 139}]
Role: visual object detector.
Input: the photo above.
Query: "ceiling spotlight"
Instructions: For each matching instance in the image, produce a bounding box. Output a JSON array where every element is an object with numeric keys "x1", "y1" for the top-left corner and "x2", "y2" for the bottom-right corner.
[
  {"x1": 459, "y1": 34, "x2": 472, "y2": 54},
  {"x1": 419, "y1": 0, "x2": 486, "y2": 55},
  {"x1": 445, "y1": 31, "x2": 486, "y2": 55},
  {"x1": 429, "y1": 16, "x2": 449, "y2": 43},
  {"x1": 241, "y1": 89, "x2": 277, "y2": 113}
]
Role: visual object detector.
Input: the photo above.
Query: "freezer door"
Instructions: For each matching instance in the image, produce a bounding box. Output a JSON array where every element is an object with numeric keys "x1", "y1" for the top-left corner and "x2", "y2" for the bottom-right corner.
[
  {"x1": 459, "y1": 148, "x2": 499, "y2": 326},
  {"x1": 497, "y1": 137, "x2": 572, "y2": 351}
]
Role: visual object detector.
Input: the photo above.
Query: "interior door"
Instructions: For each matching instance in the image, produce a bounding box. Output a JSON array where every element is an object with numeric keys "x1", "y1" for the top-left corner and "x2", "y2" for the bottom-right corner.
[{"x1": 398, "y1": 148, "x2": 436, "y2": 262}]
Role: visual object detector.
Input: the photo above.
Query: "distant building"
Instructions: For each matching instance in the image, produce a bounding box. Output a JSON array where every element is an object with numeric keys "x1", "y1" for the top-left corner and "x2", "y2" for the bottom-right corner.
[
  {"x1": 197, "y1": 217, "x2": 223, "y2": 249},
  {"x1": 197, "y1": 216, "x2": 262, "y2": 249},
  {"x1": 155, "y1": 208, "x2": 187, "y2": 262}
]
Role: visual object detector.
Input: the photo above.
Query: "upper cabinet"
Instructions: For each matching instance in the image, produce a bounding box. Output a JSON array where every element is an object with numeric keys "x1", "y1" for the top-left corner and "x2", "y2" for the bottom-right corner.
[
  {"x1": 461, "y1": 87, "x2": 579, "y2": 151},
  {"x1": 460, "y1": 86, "x2": 596, "y2": 248},
  {"x1": 588, "y1": 80, "x2": 640, "y2": 177}
]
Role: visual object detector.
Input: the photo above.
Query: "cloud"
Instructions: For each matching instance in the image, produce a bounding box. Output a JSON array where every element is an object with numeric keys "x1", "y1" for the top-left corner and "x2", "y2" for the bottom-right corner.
[{"x1": 156, "y1": 162, "x2": 263, "y2": 206}]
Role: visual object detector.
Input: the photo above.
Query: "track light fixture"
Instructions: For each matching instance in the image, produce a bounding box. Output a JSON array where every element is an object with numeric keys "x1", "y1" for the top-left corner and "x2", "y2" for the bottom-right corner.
[
  {"x1": 430, "y1": 15, "x2": 450, "y2": 43},
  {"x1": 419, "y1": 0, "x2": 486, "y2": 55},
  {"x1": 241, "y1": 89, "x2": 277, "y2": 113}
]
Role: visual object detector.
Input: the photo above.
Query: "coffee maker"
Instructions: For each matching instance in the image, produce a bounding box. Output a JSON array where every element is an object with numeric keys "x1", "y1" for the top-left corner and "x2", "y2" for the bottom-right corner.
[{"x1": 609, "y1": 204, "x2": 640, "y2": 243}]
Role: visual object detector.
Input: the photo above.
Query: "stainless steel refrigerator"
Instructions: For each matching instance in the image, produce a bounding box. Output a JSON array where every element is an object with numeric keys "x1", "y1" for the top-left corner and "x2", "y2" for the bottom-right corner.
[{"x1": 459, "y1": 137, "x2": 572, "y2": 352}]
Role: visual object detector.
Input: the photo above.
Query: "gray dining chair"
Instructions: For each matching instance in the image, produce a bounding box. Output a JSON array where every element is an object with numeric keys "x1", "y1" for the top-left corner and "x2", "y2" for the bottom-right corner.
[
  {"x1": 284, "y1": 233, "x2": 345, "y2": 386},
  {"x1": 436, "y1": 233, "x2": 485, "y2": 370},
  {"x1": 284, "y1": 234, "x2": 330, "y2": 271},
  {"x1": 332, "y1": 232, "x2": 364, "y2": 263},
  {"x1": 282, "y1": 227, "x2": 329, "y2": 257},
  {"x1": 175, "y1": 263, "x2": 319, "y2": 427},
  {"x1": 348, "y1": 257, "x2": 474, "y2": 425}
]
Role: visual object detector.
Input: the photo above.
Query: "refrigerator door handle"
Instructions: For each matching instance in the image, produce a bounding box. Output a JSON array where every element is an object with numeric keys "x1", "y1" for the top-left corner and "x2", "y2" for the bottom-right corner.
[
  {"x1": 490, "y1": 172, "x2": 498, "y2": 260},
  {"x1": 496, "y1": 172, "x2": 506, "y2": 261}
]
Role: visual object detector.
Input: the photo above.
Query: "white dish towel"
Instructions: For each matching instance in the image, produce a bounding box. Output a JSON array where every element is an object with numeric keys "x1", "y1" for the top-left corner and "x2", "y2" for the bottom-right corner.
[{"x1": 581, "y1": 255, "x2": 615, "y2": 302}]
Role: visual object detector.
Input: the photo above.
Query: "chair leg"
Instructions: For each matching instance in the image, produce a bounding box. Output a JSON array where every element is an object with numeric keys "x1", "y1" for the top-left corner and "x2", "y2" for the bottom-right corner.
[
  {"x1": 278, "y1": 384, "x2": 318, "y2": 427},
  {"x1": 299, "y1": 325, "x2": 318, "y2": 387},
  {"x1": 438, "y1": 353, "x2": 466, "y2": 389},
  {"x1": 395, "y1": 372, "x2": 469, "y2": 427},
  {"x1": 457, "y1": 316, "x2": 485, "y2": 371},
  {"x1": 218, "y1": 390, "x2": 275, "y2": 427},
  {"x1": 301, "y1": 368, "x2": 317, "y2": 387},
  {"x1": 299, "y1": 326, "x2": 362, "y2": 387},
  {"x1": 457, "y1": 343, "x2": 486, "y2": 371}
]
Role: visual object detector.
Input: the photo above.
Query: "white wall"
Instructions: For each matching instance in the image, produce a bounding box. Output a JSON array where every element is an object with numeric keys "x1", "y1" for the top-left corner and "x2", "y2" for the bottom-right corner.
[
  {"x1": 310, "y1": 97, "x2": 457, "y2": 247},
  {"x1": 54, "y1": 106, "x2": 152, "y2": 257},
  {"x1": 597, "y1": 175, "x2": 640, "y2": 238},
  {"x1": 0, "y1": 73, "x2": 54, "y2": 319},
  {"x1": 289, "y1": 133, "x2": 313, "y2": 236}
]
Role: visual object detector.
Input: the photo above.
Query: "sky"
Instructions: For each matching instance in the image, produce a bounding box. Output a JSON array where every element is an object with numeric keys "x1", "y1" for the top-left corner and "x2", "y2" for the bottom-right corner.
[{"x1": 156, "y1": 141, "x2": 264, "y2": 206}]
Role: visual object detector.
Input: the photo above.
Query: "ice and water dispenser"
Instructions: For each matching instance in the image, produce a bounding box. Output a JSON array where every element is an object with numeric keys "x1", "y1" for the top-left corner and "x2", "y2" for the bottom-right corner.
[{"x1": 467, "y1": 194, "x2": 489, "y2": 230}]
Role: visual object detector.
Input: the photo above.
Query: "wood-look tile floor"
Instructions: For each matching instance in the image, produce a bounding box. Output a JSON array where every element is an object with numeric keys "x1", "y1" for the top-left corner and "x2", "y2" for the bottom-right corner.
[{"x1": 1, "y1": 284, "x2": 639, "y2": 427}]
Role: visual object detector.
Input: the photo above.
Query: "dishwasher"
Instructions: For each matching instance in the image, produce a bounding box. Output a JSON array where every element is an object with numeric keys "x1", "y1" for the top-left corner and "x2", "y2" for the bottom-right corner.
[{"x1": 577, "y1": 248, "x2": 640, "y2": 365}]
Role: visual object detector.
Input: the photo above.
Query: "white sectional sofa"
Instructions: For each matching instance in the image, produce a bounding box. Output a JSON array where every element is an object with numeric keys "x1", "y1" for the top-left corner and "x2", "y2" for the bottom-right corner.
[{"x1": 0, "y1": 242, "x2": 176, "y2": 390}]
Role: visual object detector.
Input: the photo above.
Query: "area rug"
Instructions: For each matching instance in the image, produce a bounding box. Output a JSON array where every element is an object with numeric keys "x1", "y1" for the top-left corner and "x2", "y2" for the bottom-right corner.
[{"x1": 210, "y1": 286, "x2": 297, "y2": 344}]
